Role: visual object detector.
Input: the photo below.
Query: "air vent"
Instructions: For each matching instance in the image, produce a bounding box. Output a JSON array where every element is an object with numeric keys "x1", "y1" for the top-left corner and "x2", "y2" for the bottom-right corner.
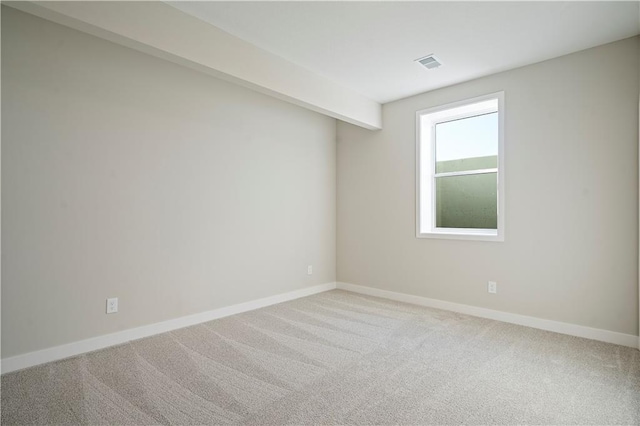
[{"x1": 416, "y1": 54, "x2": 442, "y2": 70}]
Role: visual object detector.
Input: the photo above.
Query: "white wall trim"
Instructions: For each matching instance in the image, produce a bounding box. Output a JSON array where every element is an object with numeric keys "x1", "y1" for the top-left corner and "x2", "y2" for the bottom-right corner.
[
  {"x1": 4, "y1": 280, "x2": 635, "y2": 374},
  {"x1": 1, "y1": 282, "x2": 337, "y2": 374},
  {"x1": 337, "y1": 282, "x2": 639, "y2": 349}
]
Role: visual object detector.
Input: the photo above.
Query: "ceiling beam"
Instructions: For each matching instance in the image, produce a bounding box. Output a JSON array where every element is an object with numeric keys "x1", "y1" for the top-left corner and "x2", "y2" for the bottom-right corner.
[{"x1": 6, "y1": 1, "x2": 382, "y2": 130}]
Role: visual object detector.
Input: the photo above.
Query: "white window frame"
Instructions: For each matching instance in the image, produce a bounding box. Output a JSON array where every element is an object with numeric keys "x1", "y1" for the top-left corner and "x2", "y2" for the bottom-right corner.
[{"x1": 416, "y1": 92, "x2": 505, "y2": 242}]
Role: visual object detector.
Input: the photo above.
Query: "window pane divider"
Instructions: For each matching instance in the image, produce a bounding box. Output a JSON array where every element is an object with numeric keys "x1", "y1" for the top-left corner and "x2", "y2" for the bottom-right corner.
[{"x1": 433, "y1": 168, "x2": 498, "y2": 178}]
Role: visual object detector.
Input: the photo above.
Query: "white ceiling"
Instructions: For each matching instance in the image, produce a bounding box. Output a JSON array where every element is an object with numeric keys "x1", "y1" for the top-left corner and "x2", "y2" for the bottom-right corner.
[{"x1": 168, "y1": 1, "x2": 640, "y2": 104}]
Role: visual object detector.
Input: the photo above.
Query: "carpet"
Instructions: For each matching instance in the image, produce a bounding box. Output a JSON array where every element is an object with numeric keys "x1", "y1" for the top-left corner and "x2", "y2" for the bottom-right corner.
[{"x1": 2, "y1": 289, "x2": 639, "y2": 425}]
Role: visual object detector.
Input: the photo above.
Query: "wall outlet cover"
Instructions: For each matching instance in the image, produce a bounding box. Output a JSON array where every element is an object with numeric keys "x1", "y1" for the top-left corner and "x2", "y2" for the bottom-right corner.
[{"x1": 106, "y1": 297, "x2": 118, "y2": 314}]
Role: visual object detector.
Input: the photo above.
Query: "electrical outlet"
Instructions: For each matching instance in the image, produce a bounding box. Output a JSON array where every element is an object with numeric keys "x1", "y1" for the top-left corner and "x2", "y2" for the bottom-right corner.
[
  {"x1": 307, "y1": 265, "x2": 313, "y2": 275},
  {"x1": 487, "y1": 281, "x2": 497, "y2": 294},
  {"x1": 106, "y1": 297, "x2": 118, "y2": 314}
]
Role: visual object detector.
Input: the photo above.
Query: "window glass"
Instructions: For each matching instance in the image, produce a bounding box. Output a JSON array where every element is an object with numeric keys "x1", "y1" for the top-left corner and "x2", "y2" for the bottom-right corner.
[
  {"x1": 435, "y1": 172, "x2": 498, "y2": 229},
  {"x1": 435, "y1": 112, "x2": 498, "y2": 174}
]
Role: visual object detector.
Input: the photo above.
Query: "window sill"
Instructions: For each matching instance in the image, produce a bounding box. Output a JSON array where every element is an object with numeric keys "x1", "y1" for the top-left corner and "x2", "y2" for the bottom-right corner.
[{"x1": 417, "y1": 229, "x2": 503, "y2": 242}]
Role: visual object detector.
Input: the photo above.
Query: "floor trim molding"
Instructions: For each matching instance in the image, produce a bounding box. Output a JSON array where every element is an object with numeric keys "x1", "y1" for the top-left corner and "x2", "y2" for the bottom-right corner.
[
  {"x1": 337, "y1": 282, "x2": 639, "y2": 349},
  {"x1": 1, "y1": 282, "x2": 337, "y2": 374}
]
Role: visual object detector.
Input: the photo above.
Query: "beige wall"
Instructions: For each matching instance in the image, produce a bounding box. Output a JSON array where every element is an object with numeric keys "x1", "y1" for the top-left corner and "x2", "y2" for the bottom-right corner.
[
  {"x1": 338, "y1": 36, "x2": 640, "y2": 336},
  {"x1": 1, "y1": 8, "x2": 336, "y2": 358}
]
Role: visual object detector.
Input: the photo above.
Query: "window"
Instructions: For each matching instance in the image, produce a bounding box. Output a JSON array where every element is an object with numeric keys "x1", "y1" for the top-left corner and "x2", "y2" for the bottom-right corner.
[{"x1": 416, "y1": 92, "x2": 504, "y2": 241}]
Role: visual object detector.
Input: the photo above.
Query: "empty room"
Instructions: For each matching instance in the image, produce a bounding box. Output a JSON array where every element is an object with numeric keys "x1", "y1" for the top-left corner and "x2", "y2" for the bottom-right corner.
[{"x1": 1, "y1": 1, "x2": 639, "y2": 425}]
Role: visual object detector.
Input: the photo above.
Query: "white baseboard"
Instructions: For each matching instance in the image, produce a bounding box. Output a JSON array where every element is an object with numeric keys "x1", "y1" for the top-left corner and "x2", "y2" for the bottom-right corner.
[
  {"x1": 337, "y1": 282, "x2": 639, "y2": 349},
  {"x1": 1, "y1": 282, "x2": 337, "y2": 374}
]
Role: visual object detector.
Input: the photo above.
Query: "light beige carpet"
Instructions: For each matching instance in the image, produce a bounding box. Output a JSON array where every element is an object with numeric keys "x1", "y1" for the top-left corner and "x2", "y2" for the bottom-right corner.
[{"x1": 2, "y1": 290, "x2": 639, "y2": 425}]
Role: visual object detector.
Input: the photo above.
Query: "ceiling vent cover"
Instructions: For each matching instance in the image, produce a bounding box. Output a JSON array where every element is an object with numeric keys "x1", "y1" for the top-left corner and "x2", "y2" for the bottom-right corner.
[{"x1": 416, "y1": 54, "x2": 442, "y2": 70}]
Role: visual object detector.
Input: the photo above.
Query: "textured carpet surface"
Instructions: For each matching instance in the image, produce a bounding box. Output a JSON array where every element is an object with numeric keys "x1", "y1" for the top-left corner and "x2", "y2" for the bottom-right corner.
[{"x1": 2, "y1": 289, "x2": 639, "y2": 425}]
